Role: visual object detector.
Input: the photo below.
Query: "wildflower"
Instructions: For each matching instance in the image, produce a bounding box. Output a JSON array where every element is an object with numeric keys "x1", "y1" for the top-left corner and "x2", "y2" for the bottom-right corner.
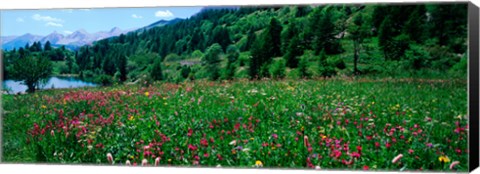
[
  {"x1": 229, "y1": 140, "x2": 237, "y2": 145},
  {"x1": 144, "y1": 92, "x2": 149, "y2": 97},
  {"x1": 216, "y1": 164, "x2": 222, "y2": 168},
  {"x1": 449, "y1": 161, "x2": 460, "y2": 170},
  {"x1": 126, "y1": 160, "x2": 131, "y2": 166},
  {"x1": 408, "y1": 149, "x2": 414, "y2": 154},
  {"x1": 272, "y1": 133, "x2": 278, "y2": 139},
  {"x1": 315, "y1": 166, "x2": 321, "y2": 170},
  {"x1": 255, "y1": 160, "x2": 263, "y2": 167},
  {"x1": 50, "y1": 130, "x2": 55, "y2": 137},
  {"x1": 142, "y1": 159, "x2": 148, "y2": 166},
  {"x1": 304, "y1": 135, "x2": 310, "y2": 147},
  {"x1": 351, "y1": 152, "x2": 361, "y2": 158},
  {"x1": 41, "y1": 105, "x2": 47, "y2": 109},
  {"x1": 250, "y1": 137, "x2": 254, "y2": 141},
  {"x1": 392, "y1": 154, "x2": 403, "y2": 164},
  {"x1": 426, "y1": 143, "x2": 433, "y2": 148},
  {"x1": 363, "y1": 165, "x2": 369, "y2": 170},
  {"x1": 155, "y1": 157, "x2": 160, "y2": 166},
  {"x1": 439, "y1": 155, "x2": 450, "y2": 163},
  {"x1": 106, "y1": 153, "x2": 114, "y2": 164}
]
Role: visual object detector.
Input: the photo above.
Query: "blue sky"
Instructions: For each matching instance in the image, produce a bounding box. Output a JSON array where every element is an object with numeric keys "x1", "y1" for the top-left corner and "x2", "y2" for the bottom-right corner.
[{"x1": 1, "y1": 7, "x2": 203, "y2": 36}]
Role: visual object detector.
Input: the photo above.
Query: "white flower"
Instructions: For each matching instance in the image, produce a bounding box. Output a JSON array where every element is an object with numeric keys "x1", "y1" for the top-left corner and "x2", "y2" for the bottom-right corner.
[
  {"x1": 229, "y1": 140, "x2": 237, "y2": 145},
  {"x1": 315, "y1": 166, "x2": 321, "y2": 170}
]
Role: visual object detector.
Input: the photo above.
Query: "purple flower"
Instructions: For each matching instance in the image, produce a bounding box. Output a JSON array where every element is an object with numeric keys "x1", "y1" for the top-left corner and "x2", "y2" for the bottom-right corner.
[
  {"x1": 426, "y1": 143, "x2": 433, "y2": 148},
  {"x1": 272, "y1": 134, "x2": 278, "y2": 139}
]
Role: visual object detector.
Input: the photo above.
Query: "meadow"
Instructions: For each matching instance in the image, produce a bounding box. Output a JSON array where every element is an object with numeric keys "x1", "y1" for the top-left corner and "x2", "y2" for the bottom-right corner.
[{"x1": 1, "y1": 77, "x2": 468, "y2": 171}]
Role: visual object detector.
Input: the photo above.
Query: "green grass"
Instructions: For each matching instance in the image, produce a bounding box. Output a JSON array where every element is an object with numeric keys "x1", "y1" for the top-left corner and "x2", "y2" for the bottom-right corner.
[{"x1": 1, "y1": 78, "x2": 468, "y2": 171}]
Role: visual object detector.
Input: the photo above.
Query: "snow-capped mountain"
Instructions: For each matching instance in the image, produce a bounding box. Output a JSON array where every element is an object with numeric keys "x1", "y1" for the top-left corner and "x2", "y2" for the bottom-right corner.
[
  {"x1": 1, "y1": 27, "x2": 133, "y2": 51},
  {"x1": 40, "y1": 31, "x2": 65, "y2": 44}
]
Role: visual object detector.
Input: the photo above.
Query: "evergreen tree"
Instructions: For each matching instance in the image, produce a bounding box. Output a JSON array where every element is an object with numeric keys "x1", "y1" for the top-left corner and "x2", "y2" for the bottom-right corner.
[
  {"x1": 44, "y1": 41, "x2": 52, "y2": 51},
  {"x1": 150, "y1": 58, "x2": 164, "y2": 81},
  {"x1": 203, "y1": 43, "x2": 223, "y2": 80},
  {"x1": 283, "y1": 35, "x2": 302, "y2": 68}
]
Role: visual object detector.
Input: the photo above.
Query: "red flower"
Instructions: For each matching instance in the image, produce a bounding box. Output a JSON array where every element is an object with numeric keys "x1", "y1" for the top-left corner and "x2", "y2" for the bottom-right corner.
[
  {"x1": 187, "y1": 128, "x2": 193, "y2": 137},
  {"x1": 200, "y1": 138, "x2": 209, "y2": 147},
  {"x1": 203, "y1": 153, "x2": 209, "y2": 158},
  {"x1": 385, "y1": 142, "x2": 391, "y2": 148},
  {"x1": 375, "y1": 142, "x2": 380, "y2": 148},
  {"x1": 363, "y1": 165, "x2": 369, "y2": 170},
  {"x1": 351, "y1": 152, "x2": 361, "y2": 158},
  {"x1": 188, "y1": 144, "x2": 198, "y2": 151}
]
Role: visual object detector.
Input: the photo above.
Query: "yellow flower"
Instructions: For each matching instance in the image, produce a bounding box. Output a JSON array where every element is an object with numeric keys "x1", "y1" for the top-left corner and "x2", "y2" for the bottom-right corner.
[
  {"x1": 439, "y1": 156, "x2": 450, "y2": 163},
  {"x1": 255, "y1": 160, "x2": 263, "y2": 167},
  {"x1": 41, "y1": 105, "x2": 47, "y2": 109},
  {"x1": 271, "y1": 146, "x2": 276, "y2": 150},
  {"x1": 128, "y1": 116, "x2": 134, "y2": 121},
  {"x1": 321, "y1": 135, "x2": 327, "y2": 139},
  {"x1": 301, "y1": 126, "x2": 305, "y2": 131},
  {"x1": 168, "y1": 159, "x2": 172, "y2": 162},
  {"x1": 250, "y1": 137, "x2": 254, "y2": 141},
  {"x1": 145, "y1": 92, "x2": 149, "y2": 97}
]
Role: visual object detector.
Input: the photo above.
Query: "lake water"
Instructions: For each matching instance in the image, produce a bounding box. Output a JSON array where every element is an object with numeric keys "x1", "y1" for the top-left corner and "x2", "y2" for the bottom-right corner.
[{"x1": 2, "y1": 76, "x2": 98, "y2": 94}]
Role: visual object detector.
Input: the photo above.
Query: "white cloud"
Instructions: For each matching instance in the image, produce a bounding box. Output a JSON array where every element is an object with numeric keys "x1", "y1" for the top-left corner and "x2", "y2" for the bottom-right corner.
[
  {"x1": 64, "y1": 30, "x2": 73, "y2": 34},
  {"x1": 132, "y1": 14, "x2": 143, "y2": 19},
  {"x1": 155, "y1": 10, "x2": 173, "y2": 18},
  {"x1": 32, "y1": 14, "x2": 63, "y2": 22},
  {"x1": 46, "y1": 22, "x2": 63, "y2": 27},
  {"x1": 16, "y1": 17, "x2": 24, "y2": 22},
  {"x1": 79, "y1": 9, "x2": 91, "y2": 11}
]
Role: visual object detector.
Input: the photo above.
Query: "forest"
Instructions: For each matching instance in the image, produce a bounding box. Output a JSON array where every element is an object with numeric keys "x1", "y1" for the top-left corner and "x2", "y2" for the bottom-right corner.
[{"x1": 2, "y1": 4, "x2": 468, "y2": 90}]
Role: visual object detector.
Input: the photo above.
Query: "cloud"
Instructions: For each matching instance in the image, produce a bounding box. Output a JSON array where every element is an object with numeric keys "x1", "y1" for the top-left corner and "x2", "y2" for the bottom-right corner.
[
  {"x1": 79, "y1": 9, "x2": 91, "y2": 11},
  {"x1": 16, "y1": 17, "x2": 24, "y2": 22},
  {"x1": 46, "y1": 22, "x2": 63, "y2": 27},
  {"x1": 32, "y1": 14, "x2": 63, "y2": 22},
  {"x1": 132, "y1": 14, "x2": 143, "y2": 19},
  {"x1": 155, "y1": 10, "x2": 174, "y2": 18},
  {"x1": 64, "y1": 30, "x2": 73, "y2": 34}
]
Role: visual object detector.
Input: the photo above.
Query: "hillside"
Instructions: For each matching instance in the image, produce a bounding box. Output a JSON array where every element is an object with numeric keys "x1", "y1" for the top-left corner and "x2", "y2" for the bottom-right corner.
[{"x1": 2, "y1": 3, "x2": 468, "y2": 84}]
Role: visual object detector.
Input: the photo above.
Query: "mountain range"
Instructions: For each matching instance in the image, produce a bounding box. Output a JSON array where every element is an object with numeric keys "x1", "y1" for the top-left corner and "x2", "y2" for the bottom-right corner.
[{"x1": 0, "y1": 27, "x2": 137, "y2": 51}]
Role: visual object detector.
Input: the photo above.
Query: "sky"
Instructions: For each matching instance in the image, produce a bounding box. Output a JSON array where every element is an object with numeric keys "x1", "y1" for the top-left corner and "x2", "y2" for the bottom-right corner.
[{"x1": 0, "y1": 7, "x2": 203, "y2": 36}]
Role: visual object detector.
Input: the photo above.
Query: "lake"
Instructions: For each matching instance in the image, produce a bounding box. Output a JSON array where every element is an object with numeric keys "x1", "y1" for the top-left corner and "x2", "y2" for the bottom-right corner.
[{"x1": 2, "y1": 76, "x2": 98, "y2": 94}]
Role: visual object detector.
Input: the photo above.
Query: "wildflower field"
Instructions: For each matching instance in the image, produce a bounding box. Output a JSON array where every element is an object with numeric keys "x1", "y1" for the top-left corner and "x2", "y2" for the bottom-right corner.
[{"x1": 1, "y1": 78, "x2": 468, "y2": 171}]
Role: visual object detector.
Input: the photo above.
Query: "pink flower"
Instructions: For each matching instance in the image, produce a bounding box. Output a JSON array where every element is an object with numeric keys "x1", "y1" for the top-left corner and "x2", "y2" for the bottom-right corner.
[
  {"x1": 408, "y1": 149, "x2": 414, "y2": 154},
  {"x1": 304, "y1": 135, "x2": 310, "y2": 147},
  {"x1": 142, "y1": 159, "x2": 148, "y2": 166},
  {"x1": 450, "y1": 161, "x2": 460, "y2": 170},
  {"x1": 363, "y1": 165, "x2": 369, "y2": 170},
  {"x1": 106, "y1": 153, "x2": 113, "y2": 164},
  {"x1": 155, "y1": 157, "x2": 160, "y2": 166},
  {"x1": 272, "y1": 133, "x2": 278, "y2": 139},
  {"x1": 392, "y1": 154, "x2": 403, "y2": 164},
  {"x1": 351, "y1": 152, "x2": 361, "y2": 158}
]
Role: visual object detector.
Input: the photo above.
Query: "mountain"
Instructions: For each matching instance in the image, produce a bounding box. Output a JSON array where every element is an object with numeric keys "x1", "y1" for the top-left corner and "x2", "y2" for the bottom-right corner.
[
  {"x1": 140, "y1": 18, "x2": 183, "y2": 31},
  {"x1": 1, "y1": 27, "x2": 133, "y2": 51},
  {"x1": 1, "y1": 33, "x2": 43, "y2": 51},
  {"x1": 56, "y1": 29, "x2": 93, "y2": 46},
  {"x1": 1, "y1": 36, "x2": 18, "y2": 45},
  {"x1": 40, "y1": 31, "x2": 65, "y2": 44}
]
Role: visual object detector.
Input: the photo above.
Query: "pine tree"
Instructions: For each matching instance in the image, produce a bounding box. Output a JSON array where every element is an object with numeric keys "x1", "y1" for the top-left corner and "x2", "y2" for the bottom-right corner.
[{"x1": 150, "y1": 58, "x2": 164, "y2": 81}]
